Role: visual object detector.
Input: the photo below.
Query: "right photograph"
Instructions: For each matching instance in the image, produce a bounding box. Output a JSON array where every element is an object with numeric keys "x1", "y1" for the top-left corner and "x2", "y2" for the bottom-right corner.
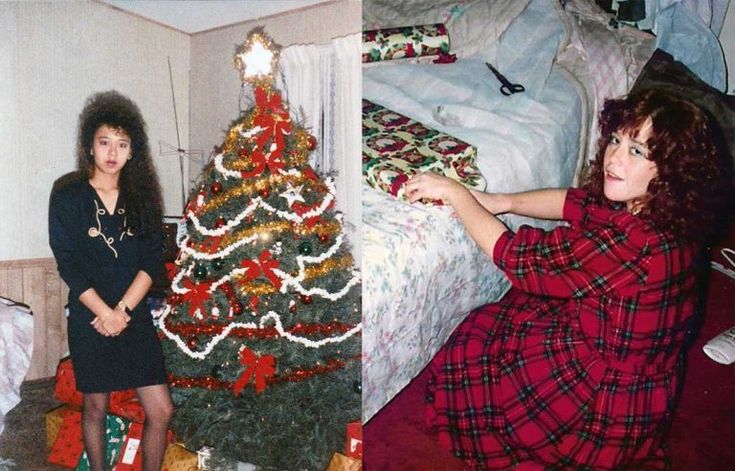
[{"x1": 360, "y1": 0, "x2": 735, "y2": 469}]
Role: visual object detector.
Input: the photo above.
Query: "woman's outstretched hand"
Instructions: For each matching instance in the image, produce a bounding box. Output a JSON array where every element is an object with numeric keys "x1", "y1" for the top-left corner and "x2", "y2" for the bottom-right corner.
[{"x1": 405, "y1": 172, "x2": 466, "y2": 204}]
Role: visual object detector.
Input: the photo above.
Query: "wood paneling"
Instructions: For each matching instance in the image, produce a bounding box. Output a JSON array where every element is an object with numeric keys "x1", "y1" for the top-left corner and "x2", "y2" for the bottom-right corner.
[{"x1": 0, "y1": 258, "x2": 68, "y2": 380}]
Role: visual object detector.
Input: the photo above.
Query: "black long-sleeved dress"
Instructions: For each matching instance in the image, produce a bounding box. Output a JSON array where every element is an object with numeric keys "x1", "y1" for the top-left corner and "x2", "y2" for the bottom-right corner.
[{"x1": 49, "y1": 178, "x2": 168, "y2": 393}]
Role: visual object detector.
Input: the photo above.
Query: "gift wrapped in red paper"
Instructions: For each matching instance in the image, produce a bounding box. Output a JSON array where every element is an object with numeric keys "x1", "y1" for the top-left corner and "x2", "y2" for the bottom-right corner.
[
  {"x1": 54, "y1": 358, "x2": 145, "y2": 423},
  {"x1": 345, "y1": 421, "x2": 362, "y2": 459},
  {"x1": 47, "y1": 408, "x2": 85, "y2": 468}
]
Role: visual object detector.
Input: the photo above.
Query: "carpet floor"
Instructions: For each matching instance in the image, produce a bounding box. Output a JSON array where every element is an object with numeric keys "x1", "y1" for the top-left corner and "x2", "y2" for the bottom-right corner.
[{"x1": 0, "y1": 378, "x2": 65, "y2": 471}]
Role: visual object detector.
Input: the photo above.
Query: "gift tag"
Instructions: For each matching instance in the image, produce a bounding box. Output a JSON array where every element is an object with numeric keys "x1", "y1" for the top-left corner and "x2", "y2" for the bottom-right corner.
[{"x1": 114, "y1": 422, "x2": 144, "y2": 470}]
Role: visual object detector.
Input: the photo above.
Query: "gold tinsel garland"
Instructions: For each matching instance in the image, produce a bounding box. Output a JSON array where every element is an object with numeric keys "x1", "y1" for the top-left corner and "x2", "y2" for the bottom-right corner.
[{"x1": 235, "y1": 255, "x2": 354, "y2": 296}]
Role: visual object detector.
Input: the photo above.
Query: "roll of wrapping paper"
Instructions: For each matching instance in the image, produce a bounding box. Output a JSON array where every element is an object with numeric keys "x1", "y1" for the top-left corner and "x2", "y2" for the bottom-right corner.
[{"x1": 362, "y1": 23, "x2": 450, "y2": 62}]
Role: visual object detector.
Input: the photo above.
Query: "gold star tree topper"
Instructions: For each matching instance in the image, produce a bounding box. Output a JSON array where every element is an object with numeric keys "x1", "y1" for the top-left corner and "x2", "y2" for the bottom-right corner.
[{"x1": 234, "y1": 27, "x2": 282, "y2": 88}]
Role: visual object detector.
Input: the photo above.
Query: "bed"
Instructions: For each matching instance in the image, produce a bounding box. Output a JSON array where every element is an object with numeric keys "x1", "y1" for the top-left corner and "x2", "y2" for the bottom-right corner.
[{"x1": 360, "y1": 0, "x2": 664, "y2": 422}]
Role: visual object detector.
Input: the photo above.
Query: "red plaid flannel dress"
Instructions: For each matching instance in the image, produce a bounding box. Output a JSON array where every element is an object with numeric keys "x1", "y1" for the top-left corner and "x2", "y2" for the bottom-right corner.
[{"x1": 425, "y1": 189, "x2": 698, "y2": 470}]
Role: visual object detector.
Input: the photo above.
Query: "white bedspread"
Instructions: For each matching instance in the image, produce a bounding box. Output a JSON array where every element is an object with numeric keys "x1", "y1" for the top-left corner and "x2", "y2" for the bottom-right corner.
[
  {"x1": 0, "y1": 299, "x2": 33, "y2": 435},
  {"x1": 362, "y1": 59, "x2": 585, "y2": 421}
]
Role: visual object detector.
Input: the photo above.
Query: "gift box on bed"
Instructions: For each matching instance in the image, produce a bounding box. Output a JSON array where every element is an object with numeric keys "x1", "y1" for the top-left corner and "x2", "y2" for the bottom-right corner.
[
  {"x1": 362, "y1": 23, "x2": 451, "y2": 63},
  {"x1": 362, "y1": 99, "x2": 485, "y2": 204}
]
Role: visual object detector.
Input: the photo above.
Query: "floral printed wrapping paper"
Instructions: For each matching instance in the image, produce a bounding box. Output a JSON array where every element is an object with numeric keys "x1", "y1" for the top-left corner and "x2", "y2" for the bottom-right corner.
[
  {"x1": 362, "y1": 23, "x2": 450, "y2": 63},
  {"x1": 362, "y1": 99, "x2": 486, "y2": 205}
]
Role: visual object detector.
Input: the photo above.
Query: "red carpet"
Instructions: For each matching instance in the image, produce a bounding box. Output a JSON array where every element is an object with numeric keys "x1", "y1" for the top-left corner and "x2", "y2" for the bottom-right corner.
[{"x1": 364, "y1": 269, "x2": 735, "y2": 470}]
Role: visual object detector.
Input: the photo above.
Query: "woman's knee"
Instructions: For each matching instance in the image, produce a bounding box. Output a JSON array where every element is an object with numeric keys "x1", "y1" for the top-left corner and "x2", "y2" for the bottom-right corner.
[
  {"x1": 140, "y1": 387, "x2": 174, "y2": 425},
  {"x1": 82, "y1": 393, "x2": 109, "y2": 420}
]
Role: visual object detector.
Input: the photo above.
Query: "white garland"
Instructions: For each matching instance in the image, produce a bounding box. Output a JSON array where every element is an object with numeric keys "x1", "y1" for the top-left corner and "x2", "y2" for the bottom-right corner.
[
  {"x1": 172, "y1": 232, "x2": 360, "y2": 300},
  {"x1": 185, "y1": 176, "x2": 337, "y2": 237},
  {"x1": 179, "y1": 233, "x2": 259, "y2": 260},
  {"x1": 158, "y1": 306, "x2": 362, "y2": 360},
  {"x1": 169, "y1": 157, "x2": 357, "y2": 359},
  {"x1": 213, "y1": 153, "x2": 241, "y2": 180},
  {"x1": 187, "y1": 201, "x2": 258, "y2": 237}
]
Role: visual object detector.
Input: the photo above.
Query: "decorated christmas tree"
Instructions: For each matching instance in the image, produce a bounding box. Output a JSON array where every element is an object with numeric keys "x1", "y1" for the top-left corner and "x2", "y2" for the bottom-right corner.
[{"x1": 158, "y1": 29, "x2": 362, "y2": 470}]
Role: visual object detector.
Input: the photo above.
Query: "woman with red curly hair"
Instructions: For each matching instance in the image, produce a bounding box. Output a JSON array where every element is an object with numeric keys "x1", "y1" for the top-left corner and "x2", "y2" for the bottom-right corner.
[{"x1": 405, "y1": 89, "x2": 733, "y2": 469}]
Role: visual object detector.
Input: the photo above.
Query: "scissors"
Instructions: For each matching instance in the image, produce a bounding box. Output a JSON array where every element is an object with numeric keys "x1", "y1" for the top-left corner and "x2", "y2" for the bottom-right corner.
[{"x1": 485, "y1": 62, "x2": 525, "y2": 96}]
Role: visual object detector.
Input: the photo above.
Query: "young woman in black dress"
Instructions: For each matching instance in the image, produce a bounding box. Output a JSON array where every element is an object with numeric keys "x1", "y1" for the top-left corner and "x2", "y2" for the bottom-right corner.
[{"x1": 49, "y1": 91, "x2": 173, "y2": 470}]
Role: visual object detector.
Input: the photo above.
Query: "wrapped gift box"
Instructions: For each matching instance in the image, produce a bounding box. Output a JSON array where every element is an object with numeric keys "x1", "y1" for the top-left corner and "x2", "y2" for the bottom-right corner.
[
  {"x1": 344, "y1": 421, "x2": 362, "y2": 459},
  {"x1": 76, "y1": 414, "x2": 131, "y2": 470},
  {"x1": 54, "y1": 357, "x2": 145, "y2": 423},
  {"x1": 161, "y1": 443, "x2": 198, "y2": 471},
  {"x1": 46, "y1": 404, "x2": 67, "y2": 450},
  {"x1": 362, "y1": 99, "x2": 486, "y2": 205},
  {"x1": 362, "y1": 23, "x2": 450, "y2": 63},
  {"x1": 326, "y1": 452, "x2": 361, "y2": 471},
  {"x1": 47, "y1": 407, "x2": 85, "y2": 468}
]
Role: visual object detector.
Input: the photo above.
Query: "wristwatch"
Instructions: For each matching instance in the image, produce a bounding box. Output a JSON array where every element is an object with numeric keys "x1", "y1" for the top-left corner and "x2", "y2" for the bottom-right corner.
[{"x1": 116, "y1": 300, "x2": 133, "y2": 315}]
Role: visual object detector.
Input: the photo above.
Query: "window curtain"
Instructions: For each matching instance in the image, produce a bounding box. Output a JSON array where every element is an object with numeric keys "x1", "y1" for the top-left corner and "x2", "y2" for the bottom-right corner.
[{"x1": 277, "y1": 33, "x2": 362, "y2": 265}]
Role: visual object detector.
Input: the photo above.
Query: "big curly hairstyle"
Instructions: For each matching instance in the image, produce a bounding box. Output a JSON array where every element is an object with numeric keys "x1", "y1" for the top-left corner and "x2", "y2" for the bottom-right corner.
[
  {"x1": 77, "y1": 90, "x2": 163, "y2": 235},
  {"x1": 581, "y1": 89, "x2": 733, "y2": 244}
]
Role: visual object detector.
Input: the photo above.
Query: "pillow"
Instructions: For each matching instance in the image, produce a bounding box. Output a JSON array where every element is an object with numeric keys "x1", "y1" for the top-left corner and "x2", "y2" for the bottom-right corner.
[
  {"x1": 362, "y1": 99, "x2": 486, "y2": 205},
  {"x1": 362, "y1": 23, "x2": 451, "y2": 63},
  {"x1": 630, "y1": 49, "x2": 735, "y2": 163},
  {"x1": 562, "y1": 0, "x2": 656, "y2": 160},
  {"x1": 362, "y1": 0, "x2": 531, "y2": 58}
]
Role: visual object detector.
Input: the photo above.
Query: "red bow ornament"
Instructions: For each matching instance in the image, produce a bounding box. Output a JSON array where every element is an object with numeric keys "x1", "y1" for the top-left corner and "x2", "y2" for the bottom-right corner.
[
  {"x1": 181, "y1": 278, "x2": 213, "y2": 317},
  {"x1": 253, "y1": 87, "x2": 292, "y2": 156},
  {"x1": 233, "y1": 347, "x2": 275, "y2": 396},
  {"x1": 240, "y1": 149, "x2": 267, "y2": 179},
  {"x1": 241, "y1": 250, "x2": 282, "y2": 289}
]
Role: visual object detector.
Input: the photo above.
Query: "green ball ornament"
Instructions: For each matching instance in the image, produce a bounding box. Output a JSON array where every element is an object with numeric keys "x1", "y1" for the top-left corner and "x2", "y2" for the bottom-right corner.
[
  {"x1": 353, "y1": 380, "x2": 362, "y2": 394},
  {"x1": 298, "y1": 241, "x2": 313, "y2": 255},
  {"x1": 212, "y1": 258, "x2": 225, "y2": 271},
  {"x1": 194, "y1": 265, "x2": 208, "y2": 280}
]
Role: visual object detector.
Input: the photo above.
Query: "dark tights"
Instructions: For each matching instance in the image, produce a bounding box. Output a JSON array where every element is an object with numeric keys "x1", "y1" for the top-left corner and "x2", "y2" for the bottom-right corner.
[{"x1": 82, "y1": 384, "x2": 173, "y2": 471}]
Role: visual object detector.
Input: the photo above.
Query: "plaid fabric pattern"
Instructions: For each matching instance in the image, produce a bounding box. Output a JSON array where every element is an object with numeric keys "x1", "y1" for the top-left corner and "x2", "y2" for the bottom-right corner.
[{"x1": 425, "y1": 189, "x2": 697, "y2": 469}]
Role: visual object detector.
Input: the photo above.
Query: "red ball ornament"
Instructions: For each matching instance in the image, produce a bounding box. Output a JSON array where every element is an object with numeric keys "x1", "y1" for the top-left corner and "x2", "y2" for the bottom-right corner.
[
  {"x1": 210, "y1": 181, "x2": 223, "y2": 194},
  {"x1": 258, "y1": 188, "x2": 270, "y2": 198},
  {"x1": 289, "y1": 303, "x2": 297, "y2": 313},
  {"x1": 214, "y1": 217, "x2": 226, "y2": 228},
  {"x1": 187, "y1": 338, "x2": 197, "y2": 349},
  {"x1": 231, "y1": 301, "x2": 243, "y2": 316},
  {"x1": 318, "y1": 233, "x2": 330, "y2": 244},
  {"x1": 300, "y1": 294, "x2": 313, "y2": 305},
  {"x1": 167, "y1": 293, "x2": 183, "y2": 305},
  {"x1": 186, "y1": 239, "x2": 195, "y2": 248},
  {"x1": 307, "y1": 135, "x2": 318, "y2": 151}
]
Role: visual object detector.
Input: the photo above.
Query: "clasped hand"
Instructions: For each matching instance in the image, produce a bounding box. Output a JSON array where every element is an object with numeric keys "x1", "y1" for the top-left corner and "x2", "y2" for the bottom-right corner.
[{"x1": 91, "y1": 307, "x2": 130, "y2": 337}]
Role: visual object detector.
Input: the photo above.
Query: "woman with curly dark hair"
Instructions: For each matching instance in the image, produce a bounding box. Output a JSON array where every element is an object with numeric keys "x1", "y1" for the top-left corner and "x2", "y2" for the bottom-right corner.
[
  {"x1": 49, "y1": 91, "x2": 173, "y2": 470},
  {"x1": 404, "y1": 89, "x2": 733, "y2": 469}
]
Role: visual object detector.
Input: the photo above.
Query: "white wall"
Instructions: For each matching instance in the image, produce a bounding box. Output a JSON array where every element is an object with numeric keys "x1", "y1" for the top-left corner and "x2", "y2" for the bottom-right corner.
[
  {"x1": 0, "y1": 0, "x2": 360, "y2": 262},
  {"x1": 0, "y1": 0, "x2": 191, "y2": 261},
  {"x1": 188, "y1": 0, "x2": 361, "y2": 174},
  {"x1": 720, "y1": 1, "x2": 735, "y2": 93}
]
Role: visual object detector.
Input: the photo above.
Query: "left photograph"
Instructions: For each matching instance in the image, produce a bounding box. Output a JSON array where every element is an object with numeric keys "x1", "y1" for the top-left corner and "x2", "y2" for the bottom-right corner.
[{"x1": 0, "y1": 1, "x2": 362, "y2": 470}]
